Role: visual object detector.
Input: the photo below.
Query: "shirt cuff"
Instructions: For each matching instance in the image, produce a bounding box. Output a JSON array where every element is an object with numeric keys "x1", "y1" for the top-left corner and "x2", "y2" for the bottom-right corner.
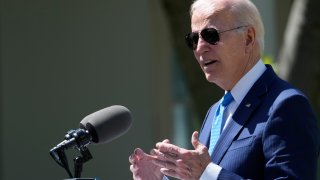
[
  {"x1": 199, "y1": 162, "x2": 222, "y2": 180},
  {"x1": 162, "y1": 175, "x2": 169, "y2": 180}
]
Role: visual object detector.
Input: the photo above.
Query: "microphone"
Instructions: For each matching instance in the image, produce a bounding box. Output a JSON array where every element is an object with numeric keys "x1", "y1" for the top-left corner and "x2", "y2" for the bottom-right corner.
[
  {"x1": 50, "y1": 105, "x2": 133, "y2": 176},
  {"x1": 50, "y1": 105, "x2": 132, "y2": 152},
  {"x1": 79, "y1": 105, "x2": 132, "y2": 144}
]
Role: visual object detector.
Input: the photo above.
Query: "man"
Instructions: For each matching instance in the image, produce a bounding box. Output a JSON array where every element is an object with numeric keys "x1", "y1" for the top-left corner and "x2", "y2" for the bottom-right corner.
[{"x1": 129, "y1": 0, "x2": 319, "y2": 179}]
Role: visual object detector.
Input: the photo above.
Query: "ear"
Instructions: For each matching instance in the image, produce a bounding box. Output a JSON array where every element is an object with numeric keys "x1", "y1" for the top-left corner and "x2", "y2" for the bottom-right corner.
[{"x1": 244, "y1": 26, "x2": 256, "y2": 53}]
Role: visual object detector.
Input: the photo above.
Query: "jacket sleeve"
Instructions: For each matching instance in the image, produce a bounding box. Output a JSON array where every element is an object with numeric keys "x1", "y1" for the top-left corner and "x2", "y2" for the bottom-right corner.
[{"x1": 262, "y1": 94, "x2": 319, "y2": 179}]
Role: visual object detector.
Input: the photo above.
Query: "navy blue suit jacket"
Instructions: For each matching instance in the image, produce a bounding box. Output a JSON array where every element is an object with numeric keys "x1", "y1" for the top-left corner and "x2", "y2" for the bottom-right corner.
[{"x1": 199, "y1": 65, "x2": 319, "y2": 179}]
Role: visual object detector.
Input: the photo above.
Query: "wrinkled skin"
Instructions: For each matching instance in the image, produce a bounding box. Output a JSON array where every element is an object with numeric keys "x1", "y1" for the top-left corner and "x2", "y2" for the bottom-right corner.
[
  {"x1": 129, "y1": 140, "x2": 170, "y2": 180},
  {"x1": 152, "y1": 131, "x2": 212, "y2": 180}
]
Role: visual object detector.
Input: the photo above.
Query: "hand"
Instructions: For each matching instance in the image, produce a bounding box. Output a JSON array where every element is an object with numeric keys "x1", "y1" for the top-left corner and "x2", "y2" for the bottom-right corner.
[
  {"x1": 129, "y1": 148, "x2": 163, "y2": 180},
  {"x1": 152, "y1": 131, "x2": 211, "y2": 180},
  {"x1": 129, "y1": 140, "x2": 169, "y2": 180}
]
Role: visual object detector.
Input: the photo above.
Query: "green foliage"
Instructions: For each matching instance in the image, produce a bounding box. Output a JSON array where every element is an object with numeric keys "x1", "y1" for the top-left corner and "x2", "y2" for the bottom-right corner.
[{"x1": 262, "y1": 54, "x2": 278, "y2": 73}]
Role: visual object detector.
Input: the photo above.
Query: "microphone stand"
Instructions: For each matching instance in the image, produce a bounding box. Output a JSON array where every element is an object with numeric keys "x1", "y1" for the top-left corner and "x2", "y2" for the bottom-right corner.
[
  {"x1": 73, "y1": 147, "x2": 93, "y2": 178},
  {"x1": 50, "y1": 147, "x2": 73, "y2": 178}
]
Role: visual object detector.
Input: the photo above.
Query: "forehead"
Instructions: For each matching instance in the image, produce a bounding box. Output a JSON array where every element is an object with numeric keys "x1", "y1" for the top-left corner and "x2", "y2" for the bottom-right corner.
[{"x1": 191, "y1": 5, "x2": 234, "y2": 31}]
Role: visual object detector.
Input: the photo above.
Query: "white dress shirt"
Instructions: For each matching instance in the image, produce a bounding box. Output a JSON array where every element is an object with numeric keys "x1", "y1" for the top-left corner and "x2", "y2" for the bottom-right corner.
[{"x1": 200, "y1": 60, "x2": 266, "y2": 180}]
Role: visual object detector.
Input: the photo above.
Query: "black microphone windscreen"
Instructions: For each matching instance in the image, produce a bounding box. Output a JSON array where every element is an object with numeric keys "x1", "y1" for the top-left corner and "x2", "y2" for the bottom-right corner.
[{"x1": 79, "y1": 105, "x2": 132, "y2": 144}]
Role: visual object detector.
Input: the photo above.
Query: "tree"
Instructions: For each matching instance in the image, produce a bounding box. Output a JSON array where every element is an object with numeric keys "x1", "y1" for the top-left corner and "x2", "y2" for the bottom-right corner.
[{"x1": 278, "y1": 0, "x2": 320, "y2": 119}]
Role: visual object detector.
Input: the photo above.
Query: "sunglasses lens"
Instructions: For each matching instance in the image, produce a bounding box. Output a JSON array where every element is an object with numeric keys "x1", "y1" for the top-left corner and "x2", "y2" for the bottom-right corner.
[
  {"x1": 185, "y1": 33, "x2": 199, "y2": 50},
  {"x1": 185, "y1": 28, "x2": 220, "y2": 50},
  {"x1": 201, "y1": 28, "x2": 219, "y2": 45}
]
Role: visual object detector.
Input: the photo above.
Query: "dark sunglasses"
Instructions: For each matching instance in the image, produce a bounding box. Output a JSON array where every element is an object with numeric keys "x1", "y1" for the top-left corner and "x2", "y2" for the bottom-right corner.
[{"x1": 185, "y1": 26, "x2": 247, "y2": 50}]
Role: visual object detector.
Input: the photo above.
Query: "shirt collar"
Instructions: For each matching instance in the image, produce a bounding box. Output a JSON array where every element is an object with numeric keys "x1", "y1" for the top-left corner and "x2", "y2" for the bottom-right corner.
[{"x1": 228, "y1": 59, "x2": 266, "y2": 105}]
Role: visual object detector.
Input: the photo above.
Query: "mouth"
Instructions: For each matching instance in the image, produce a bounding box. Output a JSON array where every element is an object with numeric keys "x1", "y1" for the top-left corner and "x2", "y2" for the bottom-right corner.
[{"x1": 204, "y1": 60, "x2": 218, "y2": 67}]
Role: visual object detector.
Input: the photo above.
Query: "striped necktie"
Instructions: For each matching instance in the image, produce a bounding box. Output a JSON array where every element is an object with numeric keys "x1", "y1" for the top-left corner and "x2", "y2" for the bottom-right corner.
[{"x1": 208, "y1": 92, "x2": 234, "y2": 155}]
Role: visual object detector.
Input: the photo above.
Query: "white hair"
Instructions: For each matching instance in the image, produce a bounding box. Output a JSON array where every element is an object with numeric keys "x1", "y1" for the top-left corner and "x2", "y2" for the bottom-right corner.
[{"x1": 190, "y1": 0, "x2": 265, "y2": 51}]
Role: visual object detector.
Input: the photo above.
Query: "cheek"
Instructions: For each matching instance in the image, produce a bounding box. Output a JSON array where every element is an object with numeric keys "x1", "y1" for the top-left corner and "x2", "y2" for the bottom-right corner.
[
  {"x1": 193, "y1": 53, "x2": 201, "y2": 64},
  {"x1": 193, "y1": 51, "x2": 199, "y2": 58},
  {"x1": 220, "y1": 47, "x2": 244, "y2": 69},
  {"x1": 225, "y1": 42, "x2": 246, "y2": 60}
]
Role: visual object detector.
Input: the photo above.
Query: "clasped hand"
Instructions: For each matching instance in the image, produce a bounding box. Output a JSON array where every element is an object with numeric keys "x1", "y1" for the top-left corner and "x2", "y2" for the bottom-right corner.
[{"x1": 129, "y1": 131, "x2": 212, "y2": 180}]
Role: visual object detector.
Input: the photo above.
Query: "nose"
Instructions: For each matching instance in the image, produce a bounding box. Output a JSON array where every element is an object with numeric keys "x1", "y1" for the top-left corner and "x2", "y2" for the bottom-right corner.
[{"x1": 195, "y1": 36, "x2": 210, "y2": 53}]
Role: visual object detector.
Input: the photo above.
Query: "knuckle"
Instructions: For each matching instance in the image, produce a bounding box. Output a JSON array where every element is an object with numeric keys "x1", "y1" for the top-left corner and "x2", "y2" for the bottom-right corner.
[
  {"x1": 176, "y1": 159, "x2": 184, "y2": 165},
  {"x1": 201, "y1": 146, "x2": 208, "y2": 152},
  {"x1": 149, "y1": 148, "x2": 155, "y2": 155},
  {"x1": 181, "y1": 151, "x2": 192, "y2": 158},
  {"x1": 129, "y1": 154, "x2": 135, "y2": 162},
  {"x1": 168, "y1": 146, "x2": 175, "y2": 152}
]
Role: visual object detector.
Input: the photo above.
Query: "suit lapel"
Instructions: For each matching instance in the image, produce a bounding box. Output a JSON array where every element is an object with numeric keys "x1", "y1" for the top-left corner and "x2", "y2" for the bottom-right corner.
[
  {"x1": 211, "y1": 95, "x2": 262, "y2": 163},
  {"x1": 211, "y1": 65, "x2": 276, "y2": 164}
]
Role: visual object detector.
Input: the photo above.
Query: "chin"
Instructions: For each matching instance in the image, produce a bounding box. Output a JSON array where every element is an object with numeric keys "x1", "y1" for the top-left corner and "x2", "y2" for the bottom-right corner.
[
  {"x1": 205, "y1": 74, "x2": 217, "y2": 83},
  {"x1": 205, "y1": 74, "x2": 225, "y2": 89}
]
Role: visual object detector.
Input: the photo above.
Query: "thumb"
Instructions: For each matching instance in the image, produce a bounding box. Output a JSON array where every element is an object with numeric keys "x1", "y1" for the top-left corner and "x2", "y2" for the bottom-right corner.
[
  {"x1": 191, "y1": 131, "x2": 205, "y2": 150},
  {"x1": 134, "y1": 148, "x2": 147, "y2": 160},
  {"x1": 134, "y1": 148, "x2": 155, "y2": 161}
]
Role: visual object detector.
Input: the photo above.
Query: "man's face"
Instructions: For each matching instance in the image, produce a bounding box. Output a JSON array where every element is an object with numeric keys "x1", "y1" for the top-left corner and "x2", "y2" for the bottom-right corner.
[{"x1": 191, "y1": 10, "x2": 249, "y2": 90}]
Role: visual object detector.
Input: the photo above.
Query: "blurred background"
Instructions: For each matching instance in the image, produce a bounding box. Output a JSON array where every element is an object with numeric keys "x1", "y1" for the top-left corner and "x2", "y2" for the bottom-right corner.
[{"x1": 1, "y1": 0, "x2": 319, "y2": 179}]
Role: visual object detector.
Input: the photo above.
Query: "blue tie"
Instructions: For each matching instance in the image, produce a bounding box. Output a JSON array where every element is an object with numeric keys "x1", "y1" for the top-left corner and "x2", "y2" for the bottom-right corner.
[{"x1": 208, "y1": 92, "x2": 234, "y2": 155}]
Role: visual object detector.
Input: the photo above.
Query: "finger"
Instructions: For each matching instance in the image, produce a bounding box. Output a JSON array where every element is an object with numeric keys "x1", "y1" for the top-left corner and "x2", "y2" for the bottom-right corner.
[
  {"x1": 191, "y1": 131, "x2": 206, "y2": 150},
  {"x1": 160, "y1": 168, "x2": 179, "y2": 179},
  {"x1": 129, "y1": 164, "x2": 134, "y2": 172},
  {"x1": 135, "y1": 148, "x2": 155, "y2": 160},
  {"x1": 156, "y1": 142, "x2": 181, "y2": 155},
  {"x1": 134, "y1": 148, "x2": 145, "y2": 158},
  {"x1": 152, "y1": 158, "x2": 176, "y2": 169},
  {"x1": 150, "y1": 148, "x2": 160, "y2": 156},
  {"x1": 130, "y1": 164, "x2": 139, "y2": 177},
  {"x1": 129, "y1": 153, "x2": 136, "y2": 164},
  {"x1": 152, "y1": 148, "x2": 179, "y2": 164},
  {"x1": 176, "y1": 159, "x2": 193, "y2": 172},
  {"x1": 150, "y1": 149, "x2": 167, "y2": 161},
  {"x1": 129, "y1": 149, "x2": 142, "y2": 164},
  {"x1": 162, "y1": 139, "x2": 170, "y2": 143},
  {"x1": 160, "y1": 164, "x2": 192, "y2": 180}
]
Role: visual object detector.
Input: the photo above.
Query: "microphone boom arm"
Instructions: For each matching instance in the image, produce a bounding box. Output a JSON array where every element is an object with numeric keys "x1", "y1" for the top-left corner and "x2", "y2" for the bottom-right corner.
[{"x1": 50, "y1": 129, "x2": 93, "y2": 178}]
